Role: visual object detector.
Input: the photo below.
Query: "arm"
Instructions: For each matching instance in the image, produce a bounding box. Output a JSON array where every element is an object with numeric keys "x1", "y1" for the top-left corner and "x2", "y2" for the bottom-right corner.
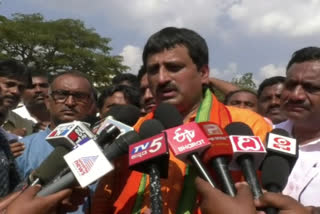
[
  {"x1": 209, "y1": 77, "x2": 240, "y2": 95},
  {"x1": 195, "y1": 177, "x2": 256, "y2": 214}
]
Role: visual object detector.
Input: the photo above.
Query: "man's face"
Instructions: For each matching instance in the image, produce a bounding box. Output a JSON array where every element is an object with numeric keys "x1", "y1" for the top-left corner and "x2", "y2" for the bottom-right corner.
[
  {"x1": 100, "y1": 91, "x2": 128, "y2": 118},
  {"x1": 140, "y1": 73, "x2": 156, "y2": 114},
  {"x1": 46, "y1": 74, "x2": 96, "y2": 127},
  {"x1": 0, "y1": 77, "x2": 26, "y2": 109},
  {"x1": 227, "y1": 91, "x2": 258, "y2": 112},
  {"x1": 281, "y1": 61, "x2": 320, "y2": 125},
  {"x1": 258, "y1": 83, "x2": 286, "y2": 124},
  {"x1": 23, "y1": 76, "x2": 49, "y2": 107},
  {"x1": 146, "y1": 45, "x2": 209, "y2": 115}
]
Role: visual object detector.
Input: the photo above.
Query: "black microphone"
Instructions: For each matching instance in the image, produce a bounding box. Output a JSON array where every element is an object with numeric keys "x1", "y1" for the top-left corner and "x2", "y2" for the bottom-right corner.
[
  {"x1": 37, "y1": 130, "x2": 141, "y2": 196},
  {"x1": 154, "y1": 103, "x2": 217, "y2": 187},
  {"x1": 129, "y1": 119, "x2": 169, "y2": 214},
  {"x1": 262, "y1": 128, "x2": 298, "y2": 214},
  {"x1": 201, "y1": 122, "x2": 236, "y2": 196},
  {"x1": 101, "y1": 104, "x2": 141, "y2": 126},
  {"x1": 225, "y1": 122, "x2": 266, "y2": 199}
]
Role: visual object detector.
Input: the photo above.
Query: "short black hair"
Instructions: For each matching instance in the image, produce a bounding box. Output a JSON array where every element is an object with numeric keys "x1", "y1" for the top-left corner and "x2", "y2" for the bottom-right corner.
[
  {"x1": 0, "y1": 59, "x2": 31, "y2": 86},
  {"x1": 142, "y1": 27, "x2": 208, "y2": 70},
  {"x1": 137, "y1": 65, "x2": 146, "y2": 82},
  {"x1": 97, "y1": 84, "x2": 141, "y2": 109},
  {"x1": 112, "y1": 73, "x2": 139, "y2": 88},
  {"x1": 287, "y1": 46, "x2": 320, "y2": 71},
  {"x1": 224, "y1": 89, "x2": 257, "y2": 105},
  {"x1": 257, "y1": 76, "x2": 286, "y2": 98}
]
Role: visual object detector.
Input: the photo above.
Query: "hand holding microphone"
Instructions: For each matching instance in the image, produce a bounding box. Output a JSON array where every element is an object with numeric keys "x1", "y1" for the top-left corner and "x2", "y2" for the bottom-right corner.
[
  {"x1": 261, "y1": 128, "x2": 298, "y2": 214},
  {"x1": 195, "y1": 177, "x2": 256, "y2": 214},
  {"x1": 225, "y1": 122, "x2": 266, "y2": 199}
]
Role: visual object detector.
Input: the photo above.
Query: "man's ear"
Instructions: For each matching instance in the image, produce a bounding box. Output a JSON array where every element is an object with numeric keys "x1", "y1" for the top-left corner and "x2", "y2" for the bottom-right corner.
[{"x1": 199, "y1": 65, "x2": 210, "y2": 85}]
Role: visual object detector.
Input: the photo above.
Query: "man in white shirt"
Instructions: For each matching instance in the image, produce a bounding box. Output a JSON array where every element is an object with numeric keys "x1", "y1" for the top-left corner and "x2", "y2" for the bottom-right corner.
[
  {"x1": 276, "y1": 46, "x2": 320, "y2": 206},
  {"x1": 13, "y1": 70, "x2": 50, "y2": 131}
]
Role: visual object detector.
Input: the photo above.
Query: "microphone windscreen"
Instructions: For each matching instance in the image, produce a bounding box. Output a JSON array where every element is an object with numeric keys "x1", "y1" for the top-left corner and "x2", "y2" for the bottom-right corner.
[
  {"x1": 105, "y1": 104, "x2": 141, "y2": 126},
  {"x1": 103, "y1": 130, "x2": 141, "y2": 160},
  {"x1": 33, "y1": 146, "x2": 70, "y2": 184},
  {"x1": 154, "y1": 103, "x2": 183, "y2": 128},
  {"x1": 139, "y1": 119, "x2": 164, "y2": 140},
  {"x1": 270, "y1": 128, "x2": 290, "y2": 137},
  {"x1": 261, "y1": 155, "x2": 291, "y2": 191},
  {"x1": 225, "y1": 122, "x2": 254, "y2": 136}
]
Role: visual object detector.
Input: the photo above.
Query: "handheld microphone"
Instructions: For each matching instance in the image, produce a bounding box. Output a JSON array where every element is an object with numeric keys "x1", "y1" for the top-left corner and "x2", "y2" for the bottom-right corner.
[
  {"x1": 129, "y1": 119, "x2": 169, "y2": 214},
  {"x1": 37, "y1": 130, "x2": 140, "y2": 196},
  {"x1": 154, "y1": 103, "x2": 216, "y2": 187},
  {"x1": 91, "y1": 104, "x2": 141, "y2": 135},
  {"x1": 263, "y1": 128, "x2": 298, "y2": 170},
  {"x1": 262, "y1": 129, "x2": 298, "y2": 214},
  {"x1": 200, "y1": 122, "x2": 236, "y2": 196},
  {"x1": 225, "y1": 122, "x2": 266, "y2": 199}
]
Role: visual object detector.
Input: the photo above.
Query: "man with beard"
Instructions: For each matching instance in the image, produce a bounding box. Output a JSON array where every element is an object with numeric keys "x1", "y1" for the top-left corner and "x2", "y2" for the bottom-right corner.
[
  {"x1": 0, "y1": 60, "x2": 35, "y2": 137},
  {"x1": 257, "y1": 76, "x2": 287, "y2": 124},
  {"x1": 275, "y1": 47, "x2": 320, "y2": 206},
  {"x1": 16, "y1": 70, "x2": 96, "y2": 214},
  {"x1": 13, "y1": 70, "x2": 50, "y2": 131}
]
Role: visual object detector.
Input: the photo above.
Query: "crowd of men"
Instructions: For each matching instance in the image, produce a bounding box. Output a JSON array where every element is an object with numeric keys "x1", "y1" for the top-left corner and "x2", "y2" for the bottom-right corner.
[{"x1": 0, "y1": 26, "x2": 319, "y2": 214}]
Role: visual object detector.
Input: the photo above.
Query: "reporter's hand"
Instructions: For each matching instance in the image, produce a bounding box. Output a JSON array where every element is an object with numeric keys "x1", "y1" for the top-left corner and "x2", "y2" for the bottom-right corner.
[
  {"x1": 0, "y1": 191, "x2": 21, "y2": 211},
  {"x1": 33, "y1": 122, "x2": 50, "y2": 132},
  {"x1": 9, "y1": 141, "x2": 25, "y2": 158},
  {"x1": 255, "y1": 192, "x2": 312, "y2": 214},
  {"x1": 6, "y1": 185, "x2": 72, "y2": 214},
  {"x1": 9, "y1": 128, "x2": 27, "y2": 137},
  {"x1": 195, "y1": 177, "x2": 256, "y2": 214}
]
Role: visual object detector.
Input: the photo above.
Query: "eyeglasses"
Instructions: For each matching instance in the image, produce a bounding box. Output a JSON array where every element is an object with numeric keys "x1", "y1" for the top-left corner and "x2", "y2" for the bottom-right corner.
[{"x1": 50, "y1": 90, "x2": 91, "y2": 104}]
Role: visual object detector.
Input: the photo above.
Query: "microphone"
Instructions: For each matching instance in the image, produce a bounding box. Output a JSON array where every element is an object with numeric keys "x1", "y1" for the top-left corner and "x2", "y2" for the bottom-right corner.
[
  {"x1": 31, "y1": 104, "x2": 140, "y2": 186},
  {"x1": 263, "y1": 128, "x2": 298, "y2": 171},
  {"x1": 154, "y1": 103, "x2": 216, "y2": 187},
  {"x1": 129, "y1": 119, "x2": 169, "y2": 214},
  {"x1": 37, "y1": 130, "x2": 140, "y2": 196},
  {"x1": 103, "y1": 104, "x2": 141, "y2": 126},
  {"x1": 200, "y1": 122, "x2": 236, "y2": 196},
  {"x1": 30, "y1": 122, "x2": 120, "y2": 186},
  {"x1": 261, "y1": 129, "x2": 298, "y2": 214},
  {"x1": 225, "y1": 122, "x2": 266, "y2": 199},
  {"x1": 91, "y1": 104, "x2": 141, "y2": 135}
]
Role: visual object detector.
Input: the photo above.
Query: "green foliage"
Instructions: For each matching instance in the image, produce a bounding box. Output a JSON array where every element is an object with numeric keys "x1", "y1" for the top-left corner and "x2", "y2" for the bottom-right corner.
[
  {"x1": 231, "y1": 72, "x2": 257, "y2": 91},
  {"x1": 0, "y1": 13, "x2": 128, "y2": 89}
]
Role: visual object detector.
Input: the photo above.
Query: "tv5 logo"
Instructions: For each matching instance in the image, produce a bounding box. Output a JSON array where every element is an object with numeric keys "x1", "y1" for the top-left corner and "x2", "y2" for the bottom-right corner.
[
  {"x1": 129, "y1": 133, "x2": 168, "y2": 166},
  {"x1": 131, "y1": 135, "x2": 164, "y2": 155}
]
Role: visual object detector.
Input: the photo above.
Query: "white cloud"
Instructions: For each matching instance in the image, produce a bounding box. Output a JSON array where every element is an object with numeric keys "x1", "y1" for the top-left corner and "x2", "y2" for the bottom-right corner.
[
  {"x1": 256, "y1": 64, "x2": 286, "y2": 83},
  {"x1": 228, "y1": 0, "x2": 320, "y2": 37},
  {"x1": 26, "y1": 0, "x2": 236, "y2": 36},
  {"x1": 119, "y1": 45, "x2": 142, "y2": 75},
  {"x1": 210, "y1": 62, "x2": 240, "y2": 82}
]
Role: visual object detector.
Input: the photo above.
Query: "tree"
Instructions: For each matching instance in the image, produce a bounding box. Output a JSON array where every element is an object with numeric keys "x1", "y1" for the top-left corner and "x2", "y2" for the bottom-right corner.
[
  {"x1": 0, "y1": 13, "x2": 128, "y2": 89},
  {"x1": 231, "y1": 72, "x2": 257, "y2": 91}
]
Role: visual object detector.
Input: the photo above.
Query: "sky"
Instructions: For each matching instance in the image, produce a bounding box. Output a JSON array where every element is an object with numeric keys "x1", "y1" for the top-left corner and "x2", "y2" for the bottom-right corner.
[{"x1": 1, "y1": 0, "x2": 320, "y2": 85}]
